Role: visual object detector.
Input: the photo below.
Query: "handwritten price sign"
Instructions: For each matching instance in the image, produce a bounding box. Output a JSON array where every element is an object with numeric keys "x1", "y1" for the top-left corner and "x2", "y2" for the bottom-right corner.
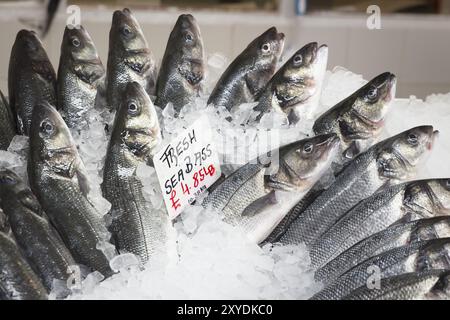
[{"x1": 153, "y1": 115, "x2": 222, "y2": 219}]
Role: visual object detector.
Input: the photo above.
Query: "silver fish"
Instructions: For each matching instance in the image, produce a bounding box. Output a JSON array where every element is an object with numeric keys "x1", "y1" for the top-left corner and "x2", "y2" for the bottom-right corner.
[
  {"x1": 155, "y1": 14, "x2": 204, "y2": 115},
  {"x1": 343, "y1": 269, "x2": 450, "y2": 300},
  {"x1": 57, "y1": 25, "x2": 105, "y2": 128},
  {"x1": 313, "y1": 72, "x2": 396, "y2": 161},
  {"x1": 28, "y1": 101, "x2": 113, "y2": 276},
  {"x1": 208, "y1": 27, "x2": 285, "y2": 112},
  {"x1": 0, "y1": 169, "x2": 76, "y2": 295},
  {"x1": 278, "y1": 126, "x2": 438, "y2": 247},
  {"x1": 203, "y1": 134, "x2": 339, "y2": 243},
  {"x1": 102, "y1": 82, "x2": 166, "y2": 263},
  {"x1": 106, "y1": 8, "x2": 157, "y2": 110},
  {"x1": 316, "y1": 216, "x2": 450, "y2": 284},
  {"x1": 8, "y1": 30, "x2": 56, "y2": 135},
  {"x1": 310, "y1": 178, "x2": 450, "y2": 269},
  {"x1": 311, "y1": 238, "x2": 450, "y2": 300},
  {"x1": 0, "y1": 209, "x2": 47, "y2": 300},
  {"x1": 253, "y1": 42, "x2": 328, "y2": 124},
  {"x1": 0, "y1": 89, "x2": 16, "y2": 150}
]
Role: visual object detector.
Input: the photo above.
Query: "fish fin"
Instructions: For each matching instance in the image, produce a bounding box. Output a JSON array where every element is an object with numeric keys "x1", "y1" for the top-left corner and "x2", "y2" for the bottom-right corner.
[
  {"x1": 241, "y1": 190, "x2": 277, "y2": 217},
  {"x1": 343, "y1": 142, "x2": 360, "y2": 160}
]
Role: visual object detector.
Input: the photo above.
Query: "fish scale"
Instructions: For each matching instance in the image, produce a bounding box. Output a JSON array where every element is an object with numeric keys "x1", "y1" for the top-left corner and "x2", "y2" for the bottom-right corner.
[
  {"x1": 35, "y1": 177, "x2": 112, "y2": 276},
  {"x1": 280, "y1": 148, "x2": 383, "y2": 246},
  {"x1": 0, "y1": 170, "x2": 77, "y2": 293},
  {"x1": 310, "y1": 182, "x2": 407, "y2": 268},
  {"x1": 316, "y1": 217, "x2": 450, "y2": 284},
  {"x1": 311, "y1": 238, "x2": 450, "y2": 300},
  {"x1": 0, "y1": 214, "x2": 47, "y2": 300},
  {"x1": 103, "y1": 146, "x2": 168, "y2": 262},
  {"x1": 343, "y1": 270, "x2": 449, "y2": 300}
]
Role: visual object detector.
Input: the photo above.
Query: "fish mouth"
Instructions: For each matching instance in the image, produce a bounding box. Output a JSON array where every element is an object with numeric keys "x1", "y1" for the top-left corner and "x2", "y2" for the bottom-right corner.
[
  {"x1": 317, "y1": 133, "x2": 340, "y2": 159},
  {"x1": 383, "y1": 73, "x2": 397, "y2": 102},
  {"x1": 429, "y1": 130, "x2": 439, "y2": 150}
]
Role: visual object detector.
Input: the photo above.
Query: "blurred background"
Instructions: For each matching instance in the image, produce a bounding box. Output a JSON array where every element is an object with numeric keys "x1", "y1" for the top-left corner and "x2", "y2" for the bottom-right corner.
[{"x1": 0, "y1": 0, "x2": 449, "y2": 98}]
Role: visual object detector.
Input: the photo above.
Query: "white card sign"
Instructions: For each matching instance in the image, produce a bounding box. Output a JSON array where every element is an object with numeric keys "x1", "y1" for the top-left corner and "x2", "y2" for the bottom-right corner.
[{"x1": 153, "y1": 115, "x2": 221, "y2": 219}]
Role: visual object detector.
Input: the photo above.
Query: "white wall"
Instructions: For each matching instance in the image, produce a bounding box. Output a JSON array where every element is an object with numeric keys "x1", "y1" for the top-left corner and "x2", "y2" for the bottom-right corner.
[{"x1": 0, "y1": 5, "x2": 449, "y2": 99}]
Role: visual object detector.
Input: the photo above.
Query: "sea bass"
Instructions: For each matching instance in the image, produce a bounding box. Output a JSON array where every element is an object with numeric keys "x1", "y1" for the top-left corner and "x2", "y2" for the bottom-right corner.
[
  {"x1": 310, "y1": 178, "x2": 450, "y2": 269},
  {"x1": 208, "y1": 27, "x2": 285, "y2": 112},
  {"x1": 0, "y1": 89, "x2": 16, "y2": 150},
  {"x1": 28, "y1": 101, "x2": 113, "y2": 276},
  {"x1": 202, "y1": 134, "x2": 339, "y2": 243},
  {"x1": 155, "y1": 14, "x2": 204, "y2": 115},
  {"x1": 253, "y1": 42, "x2": 328, "y2": 124},
  {"x1": 57, "y1": 25, "x2": 105, "y2": 128},
  {"x1": 311, "y1": 238, "x2": 450, "y2": 300},
  {"x1": 0, "y1": 169, "x2": 76, "y2": 294},
  {"x1": 102, "y1": 82, "x2": 166, "y2": 263},
  {"x1": 0, "y1": 209, "x2": 47, "y2": 300},
  {"x1": 106, "y1": 8, "x2": 157, "y2": 110},
  {"x1": 278, "y1": 126, "x2": 438, "y2": 247},
  {"x1": 313, "y1": 72, "x2": 396, "y2": 160},
  {"x1": 316, "y1": 216, "x2": 450, "y2": 284},
  {"x1": 343, "y1": 270, "x2": 450, "y2": 300},
  {"x1": 8, "y1": 30, "x2": 56, "y2": 135}
]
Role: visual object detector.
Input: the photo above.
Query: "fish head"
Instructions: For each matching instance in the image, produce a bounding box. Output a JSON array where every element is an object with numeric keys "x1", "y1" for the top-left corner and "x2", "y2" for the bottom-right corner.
[
  {"x1": 352, "y1": 72, "x2": 396, "y2": 128},
  {"x1": 378, "y1": 126, "x2": 438, "y2": 180},
  {"x1": 14, "y1": 29, "x2": 47, "y2": 61},
  {"x1": 249, "y1": 27, "x2": 285, "y2": 69},
  {"x1": 416, "y1": 238, "x2": 450, "y2": 272},
  {"x1": 171, "y1": 14, "x2": 204, "y2": 59},
  {"x1": 275, "y1": 43, "x2": 328, "y2": 108},
  {"x1": 283, "y1": 42, "x2": 328, "y2": 79},
  {"x1": 29, "y1": 101, "x2": 76, "y2": 164},
  {"x1": 110, "y1": 8, "x2": 148, "y2": 52},
  {"x1": 404, "y1": 179, "x2": 450, "y2": 218},
  {"x1": 61, "y1": 25, "x2": 100, "y2": 62},
  {"x1": 115, "y1": 82, "x2": 161, "y2": 157},
  {"x1": 273, "y1": 133, "x2": 339, "y2": 190}
]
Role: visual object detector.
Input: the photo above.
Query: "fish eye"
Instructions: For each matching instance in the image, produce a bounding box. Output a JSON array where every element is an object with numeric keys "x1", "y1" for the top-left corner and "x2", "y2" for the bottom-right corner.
[
  {"x1": 303, "y1": 142, "x2": 314, "y2": 154},
  {"x1": 185, "y1": 33, "x2": 193, "y2": 42},
  {"x1": 293, "y1": 54, "x2": 303, "y2": 65},
  {"x1": 122, "y1": 25, "x2": 132, "y2": 36},
  {"x1": 71, "y1": 37, "x2": 80, "y2": 47},
  {"x1": 127, "y1": 101, "x2": 139, "y2": 115},
  {"x1": 407, "y1": 133, "x2": 418, "y2": 145},
  {"x1": 40, "y1": 120, "x2": 54, "y2": 135},
  {"x1": 261, "y1": 43, "x2": 271, "y2": 53},
  {"x1": 367, "y1": 87, "x2": 378, "y2": 100},
  {"x1": 0, "y1": 175, "x2": 15, "y2": 185}
]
